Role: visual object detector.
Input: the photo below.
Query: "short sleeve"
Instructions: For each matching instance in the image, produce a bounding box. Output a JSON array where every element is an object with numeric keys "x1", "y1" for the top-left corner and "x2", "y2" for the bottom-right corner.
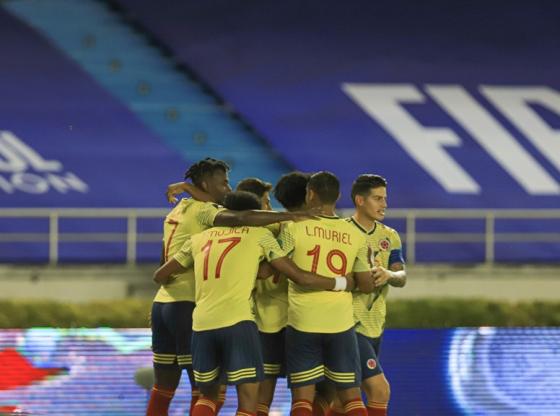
[
  {"x1": 258, "y1": 230, "x2": 286, "y2": 262},
  {"x1": 389, "y1": 230, "x2": 405, "y2": 266},
  {"x1": 173, "y1": 238, "x2": 194, "y2": 268},
  {"x1": 196, "y1": 203, "x2": 225, "y2": 227},
  {"x1": 276, "y1": 222, "x2": 296, "y2": 256}
]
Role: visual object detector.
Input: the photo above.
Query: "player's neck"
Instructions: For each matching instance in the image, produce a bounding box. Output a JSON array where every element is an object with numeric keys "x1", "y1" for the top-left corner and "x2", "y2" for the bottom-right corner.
[
  {"x1": 353, "y1": 212, "x2": 375, "y2": 231},
  {"x1": 317, "y1": 204, "x2": 337, "y2": 217}
]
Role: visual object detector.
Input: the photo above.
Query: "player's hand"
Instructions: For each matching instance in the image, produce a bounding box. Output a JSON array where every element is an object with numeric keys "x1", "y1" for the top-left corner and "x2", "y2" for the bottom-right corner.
[
  {"x1": 153, "y1": 273, "x2": 177, "y2": 285},
  {"x1": 289, "y1": 206, "x2": 321, "y2": 222},
  {"x1": 372, "y1": 266, "x2": 391, "y2": 287},
  {"x1": 166, "y1": 182, "x2": 187, "y2": 204}
]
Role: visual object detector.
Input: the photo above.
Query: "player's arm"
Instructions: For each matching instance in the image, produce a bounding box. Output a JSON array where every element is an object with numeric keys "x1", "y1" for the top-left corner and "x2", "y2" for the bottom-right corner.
[
  {"x1": 270, "y1": 257, "x2": 354, "y2": 291},
  {"x1": 159, "y1": 242, "x2": 165, "y2": 266},
  {"x1": 373, "y1": 235, "x2": 407, "y2": 288},
  {"x1": 166, "y1": 181, "x2": 212, "y2": 204},
  {"x1": 213, "y1": 209, "x2": 317, "y2": 228},
  {"x1": 153, "y1": 239, "x2": 194, "y2": 284},
  {"x1": 353, "y1": 243, "x2": 376, "y2": 293},
  {"x1": 197, "y1": 203, "x2": 318, "y2": 229},
  {"x1": 373, "y1": 262, "x2": 406, "y2": 288},
  {"x1": 153, "y1": 259, "x2": 185, "y2": 285},
  {"x1": 257, "y1": 261, "x2": 276, "y2": 280},
  {"x1": 259, "y1": 227, "x2": 352, "y2": 291}
]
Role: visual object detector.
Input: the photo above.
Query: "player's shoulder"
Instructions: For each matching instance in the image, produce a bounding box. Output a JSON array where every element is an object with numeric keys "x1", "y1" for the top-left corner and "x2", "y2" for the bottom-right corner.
[
  {"x1": 376, "y1": 221, "x2": 400, "y2": 238},
  {"x1": 193, "y1": 199, "x2": 223, "y2": 212}
]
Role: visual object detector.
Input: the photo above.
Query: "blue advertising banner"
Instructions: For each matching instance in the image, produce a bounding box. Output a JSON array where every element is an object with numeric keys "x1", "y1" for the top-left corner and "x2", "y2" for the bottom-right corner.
[{"x1": 0, "y1": 328, "x2": 558, "y2": 415}]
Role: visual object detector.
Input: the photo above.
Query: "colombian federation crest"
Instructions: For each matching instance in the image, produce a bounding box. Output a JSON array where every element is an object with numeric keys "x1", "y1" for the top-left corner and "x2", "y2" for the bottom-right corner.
[
  {"x1": 378, "y1": 239, "x2": 390, "y2": 251},
  {"x1": 367, "y1": 358, "x2": 377, "y2": 370}
]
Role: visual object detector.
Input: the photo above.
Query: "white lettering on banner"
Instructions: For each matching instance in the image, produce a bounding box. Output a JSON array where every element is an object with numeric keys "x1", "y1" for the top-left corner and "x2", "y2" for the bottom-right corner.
[
  {"x1": 0, "y1": 131, "x2": 89, "y2": 195},
  {"x1": 342, "y1": 84, "x2": 480, "y2": 193},
  {"x1": 426, "y1": 85, "x2": 559, "y2": 195},
  {"x1": 481, "y1": 86, "x2": 560, "y2": 174},
  {"x1": 343, "y1": 83, "x2": 560, "y2": 195}
]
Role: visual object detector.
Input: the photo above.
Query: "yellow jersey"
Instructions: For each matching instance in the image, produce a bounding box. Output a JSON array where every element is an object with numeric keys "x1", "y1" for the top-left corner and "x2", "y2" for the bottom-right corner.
[
  {"x1": 254, "y1": 222, "x2": 289, "y2": 333},
  {"x1": 278, "y1": 216, "x2": 370, "y2": 334},
  {"x1": 347, "y1": 218, "x2": 405, "y2": 338},
  {"x1": 154, "y1": 198, "x2": 224, "y2": 303},
  {"x1": 174, "y1": 226, "x2": 285, "y2": 331}
]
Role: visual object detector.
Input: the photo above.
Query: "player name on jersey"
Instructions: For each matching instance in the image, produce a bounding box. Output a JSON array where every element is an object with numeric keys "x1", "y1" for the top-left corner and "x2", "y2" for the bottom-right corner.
[
  {"x1": 304, "y1": 225, "x2": 353, "y2": 245},
  {"x1": 208, "y1": 227, "x2": 250, "y2": 237}
]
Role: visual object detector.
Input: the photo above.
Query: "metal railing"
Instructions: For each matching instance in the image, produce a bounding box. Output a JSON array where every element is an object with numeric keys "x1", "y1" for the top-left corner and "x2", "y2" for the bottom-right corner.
[{"x1": 1, "y1": 208, "x2": 560, "y2": 265}]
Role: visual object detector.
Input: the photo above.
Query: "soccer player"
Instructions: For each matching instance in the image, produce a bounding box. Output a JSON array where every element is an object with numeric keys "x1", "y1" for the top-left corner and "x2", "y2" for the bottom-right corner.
[
  {"x1": 327, "y1": 174, "x2": 406, "y2": 416},
  {"x1": 277, "y1": 171, "x2": 375, "y2": 416},
  {"x1": 154, "y1": 191, "x2": 354, "y2": 416},
  {"x1": 254, "y1": 172, "x2": 310, "y2": 416},
  {"x1": 236, "y1": 177, "x2": 273, "y2": 211},
  {"x1": 167, "y1": 177, "x2": 273, "y2": 211},
  {"x1": 147, "y1": 158, "x2": 318, "y2": 416}
]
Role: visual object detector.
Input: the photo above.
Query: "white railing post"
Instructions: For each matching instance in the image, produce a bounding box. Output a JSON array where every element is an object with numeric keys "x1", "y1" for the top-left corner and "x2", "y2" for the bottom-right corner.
[
  {"x1": 485, "y1": 213, "x2": 495, "y2": 265},
  {"x1": 49, "y1": 212, "x2": 59, "y2": 265},
  {"x1": 127, "y1": 212, "x2": 137, "y2": 266},
  {"x1": 406, "y1": 212, "x2": 416, "y2": 265}
]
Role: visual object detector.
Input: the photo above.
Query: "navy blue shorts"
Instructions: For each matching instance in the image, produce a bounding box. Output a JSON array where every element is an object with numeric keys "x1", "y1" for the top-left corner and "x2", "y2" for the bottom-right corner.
[
  {"x1": 151, "y1": 301, "x2": 195, "y2": 370},
  {"x1": 260, "y1": 329, "x2": 286, "y2": 378},
  {"x1": 357, "y1": 333, "x2": 383, "y2": 380},
  {"x1": 286, "y1": 326, "x2": 361, "y2": 389},
  {"x1": 192, "y1": 321, "x2": 264, "y2": 386}
]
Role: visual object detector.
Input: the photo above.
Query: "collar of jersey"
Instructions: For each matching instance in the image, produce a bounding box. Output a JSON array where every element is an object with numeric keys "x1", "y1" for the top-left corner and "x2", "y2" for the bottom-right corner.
[
  {"x1": 350, "y1": 216, "x2": 377, "y2": 235},
  {"x1": 318, "y1": 214, "x2": 339, "y2": 219}
]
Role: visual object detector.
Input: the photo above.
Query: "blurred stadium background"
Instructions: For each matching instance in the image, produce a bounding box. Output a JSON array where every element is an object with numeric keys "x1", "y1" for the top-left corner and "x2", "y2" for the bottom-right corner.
[{"x1": 0, "y1": 0, "x2": 559, "y2": 414}]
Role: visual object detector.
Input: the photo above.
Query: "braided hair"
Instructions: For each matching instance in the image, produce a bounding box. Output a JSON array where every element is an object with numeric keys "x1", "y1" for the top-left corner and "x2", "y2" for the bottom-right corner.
[{"x1": 184, "y1": 158, "x2": 230, "y2": 187}]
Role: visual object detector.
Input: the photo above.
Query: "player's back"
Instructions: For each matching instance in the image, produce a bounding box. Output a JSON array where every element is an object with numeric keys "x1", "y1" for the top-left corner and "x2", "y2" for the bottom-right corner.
[
  {"x1": 190, "y1": 225, "x2": 283, "y2": 331},
  {"x1": 155, "y1": 198, "x2": 223, "y2": 303},
  {"x1": 280, "y1": 216, "x2": 368, "y2": 333}
]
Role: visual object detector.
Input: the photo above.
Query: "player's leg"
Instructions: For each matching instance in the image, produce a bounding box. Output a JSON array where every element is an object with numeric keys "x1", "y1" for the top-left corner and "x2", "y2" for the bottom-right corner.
[
  {"x1": 191, "y1": 327, "x2": 221, "y2": 416},
  {"x1": 324, "y1": 328, "x2": 367, "y2": 416},
  {"x1": 314, "y1": 381, "x2": 337, "y2": 416},
  {"x1": 286, "y1": 326, "x2": 323, "y2": 416},
  {"x1": 147, "y1": 302, "x2": 182, "y2": 416},
  {"x1": 360, "y1": 336, "x2": 389, "y2": 416},
  {"x1": 222, "y1": 321, "x2": 265, "y2": 415},
  {"x1": 257, "y1": 378, "x2": 276, "y2": 415},
  {"x1": 169, "y1": 301, "x2": 198, "y2": 415},
  {"x1": 257, "y1": 329, "x2": 286, "y2": 415},
  {"x1": 236, "y1": 382, "x2": 260, "y2": 415}
]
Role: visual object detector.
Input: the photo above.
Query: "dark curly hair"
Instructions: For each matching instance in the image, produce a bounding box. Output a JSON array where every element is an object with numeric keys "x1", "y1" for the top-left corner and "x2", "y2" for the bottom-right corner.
[{"x1": 184, "y1": 157, "x2": 230, "y2": 187}]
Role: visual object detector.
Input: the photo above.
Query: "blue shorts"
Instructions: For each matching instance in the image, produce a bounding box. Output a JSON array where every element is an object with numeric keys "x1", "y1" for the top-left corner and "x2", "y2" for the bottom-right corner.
[
  {"x1": 260, "y1": 329, "x2": 286, "y2": 378},
  {"x1": 151, "y1": 301, "x2": 194, "y2": 370},
  {"x1": 192, "y1": 320, "x2": 264, "y2": 386},
  {"x1": 357, "y1": 333, "x2": 383, "y2": 380},
  {"x1": 286, "y1": 326, "x2": 361, "y2": 389}
]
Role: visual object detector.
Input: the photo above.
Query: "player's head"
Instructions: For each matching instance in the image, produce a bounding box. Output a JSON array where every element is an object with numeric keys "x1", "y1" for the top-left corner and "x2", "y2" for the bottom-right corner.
[
  {"x1": 306, "y1": 171, "x2": 340, "y2": 207},
  {"x1": 274, "y1": 171, "x2": 310, "y2": 212},
  {"x1": 223, "y1": 191, "x2": 262, "y2": 211},
  {"x1": 184, "y1": 157, "x2": 231, "y2": 204},
  {"x1": 236, "y1": 177, "x2": 273, "y2": 210},
  {"x1": 351, "y1": 174, "x2": 388, "y2": 221}
]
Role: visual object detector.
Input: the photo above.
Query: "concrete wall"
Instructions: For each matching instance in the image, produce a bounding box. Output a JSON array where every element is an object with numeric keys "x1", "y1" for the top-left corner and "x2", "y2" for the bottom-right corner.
[{"x1": 0, "y1": 264, "x2": 558, "y2": 303}]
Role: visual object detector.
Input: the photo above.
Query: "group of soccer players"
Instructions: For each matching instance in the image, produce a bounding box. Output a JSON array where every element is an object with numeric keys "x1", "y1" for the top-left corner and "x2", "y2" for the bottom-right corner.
[{"x1": 146, "y1": 158, "x2": 406, "y2": 416}]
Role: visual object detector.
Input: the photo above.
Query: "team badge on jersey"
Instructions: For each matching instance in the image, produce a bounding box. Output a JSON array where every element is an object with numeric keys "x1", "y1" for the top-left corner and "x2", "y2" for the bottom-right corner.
[
  {"x1": 366, "y1": 358, "x2": 377, "y2": 369},
  {"x1": 378, "y1": 238, "x2": 390, "y2": 251}
]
